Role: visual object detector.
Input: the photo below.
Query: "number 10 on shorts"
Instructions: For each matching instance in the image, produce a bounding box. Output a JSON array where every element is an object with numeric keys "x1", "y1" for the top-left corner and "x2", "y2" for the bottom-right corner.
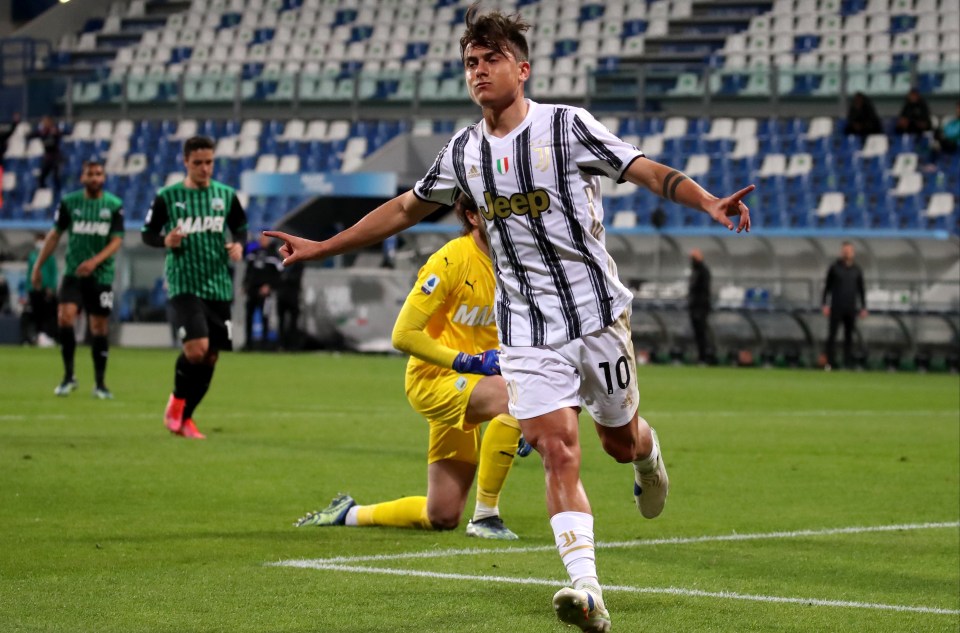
[{"x1": 599, "y1": 356, "x2": 631, "y2": 395}]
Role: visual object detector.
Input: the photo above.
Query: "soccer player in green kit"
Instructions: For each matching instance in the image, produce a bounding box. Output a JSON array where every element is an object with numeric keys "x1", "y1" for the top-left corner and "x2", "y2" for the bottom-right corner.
[
  {"x1": 31, "y1": 158, "x2": 124, "y2": 399},
  {"x1": 141, "y1": 136, "x2": 248, "y2": 439}
]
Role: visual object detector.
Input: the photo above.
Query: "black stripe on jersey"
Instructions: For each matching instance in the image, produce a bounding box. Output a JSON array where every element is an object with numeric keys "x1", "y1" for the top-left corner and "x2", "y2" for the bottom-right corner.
[
  {"x1": 481, "y1": 138, "x2": 546, "y2": 347},
  {"x1": 552, "y1": 108, "x2": 614, "y2": 327},
  {"x1": 451, "y1": 126, "x2": 474, "y2": 196},
  {"x1": 514, "y1": 127, "x2": 581, "y2": 341},
  {"x1": 419, "y1": 139, "x2": 450, "y2": 199},
  {"x1": 571, "y1": 114, "x2": 623, "y2": 175}
]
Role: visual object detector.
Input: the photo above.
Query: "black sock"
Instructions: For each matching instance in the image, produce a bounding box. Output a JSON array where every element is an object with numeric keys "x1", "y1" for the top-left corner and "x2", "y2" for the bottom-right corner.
[
  {"x1": 183, "y1": 363, "x2": 215, "y2": 421},
  {"x1": 174, "y1": 353, "x2": 198, "y2": 400},
  {"x1": 91, "y1": 335, "x2": 109, "y2": 388},
  {"x1": 59, "y1": 326, "x2": 76, "y2": 381}
]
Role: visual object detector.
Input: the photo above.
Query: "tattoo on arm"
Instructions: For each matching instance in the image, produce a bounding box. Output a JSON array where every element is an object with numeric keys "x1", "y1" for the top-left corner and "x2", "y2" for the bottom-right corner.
[
  {"x1": 669, "y1": 173, "x2": 689, "y2": 202},
  {"x1": 661, "y1": 169, "x2": 689, "y2": 202},
  {"x1": 661, "y1": 170, "x2": 679, "y2": 199}
]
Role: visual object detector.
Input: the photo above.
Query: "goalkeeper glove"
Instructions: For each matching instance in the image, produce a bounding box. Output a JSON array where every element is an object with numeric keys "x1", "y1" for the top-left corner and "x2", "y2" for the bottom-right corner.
[
  {"x1": 517, "y1": 436, "x2": 533, "y2": 457},
  {"x1": 452, "y1": 349, "x2": 501, "y2": 375}
]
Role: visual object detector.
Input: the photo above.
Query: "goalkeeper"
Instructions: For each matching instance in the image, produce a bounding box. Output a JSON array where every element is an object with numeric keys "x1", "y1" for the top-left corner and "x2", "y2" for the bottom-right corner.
[{"x1": 295, "y1": 194, "x2": 529, "y2": 539}]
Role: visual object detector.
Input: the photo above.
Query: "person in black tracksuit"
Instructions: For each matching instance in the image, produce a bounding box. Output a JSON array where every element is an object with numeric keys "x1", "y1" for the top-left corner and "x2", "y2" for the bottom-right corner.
[
  {"x1": 276, "y1": 260, "x2": 303, "y2": 350},
  {"x1": 688, "y1": 248, "x2": 712, "y2": 364},
  {"x1": 243, "y1": 233, "x2": 282, "y2": 350},
  {"x1": 822, "y1": 242, "x2": 867, "y2": 369}
]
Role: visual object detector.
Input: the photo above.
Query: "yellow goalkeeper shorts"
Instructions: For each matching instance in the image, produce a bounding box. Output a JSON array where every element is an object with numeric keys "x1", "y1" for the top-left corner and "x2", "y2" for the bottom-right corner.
[{"x1": 406, "y1": 369, "x2": 484, "y2": 465}]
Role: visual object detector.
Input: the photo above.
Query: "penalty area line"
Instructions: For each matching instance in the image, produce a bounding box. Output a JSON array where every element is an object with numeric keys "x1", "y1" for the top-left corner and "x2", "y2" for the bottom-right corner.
[{"x1": 269, "y1": 562, "x2": 960, "y2": 616}]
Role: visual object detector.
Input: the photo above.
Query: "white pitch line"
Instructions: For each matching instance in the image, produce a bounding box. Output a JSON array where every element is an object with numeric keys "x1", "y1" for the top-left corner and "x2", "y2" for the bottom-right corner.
[
  {"x1": 279, "y1": 521, "x2": 960, "y2": 565},
  {"x1": 270, "y1": 562, "x2": 960, "y2": 616}
]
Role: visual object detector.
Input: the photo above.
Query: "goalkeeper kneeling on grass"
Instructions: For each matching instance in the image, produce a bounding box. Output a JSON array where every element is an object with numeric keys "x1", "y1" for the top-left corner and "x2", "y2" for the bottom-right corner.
[{"x1": 295, "y1": 194, "x2": 531, "y2": 540}]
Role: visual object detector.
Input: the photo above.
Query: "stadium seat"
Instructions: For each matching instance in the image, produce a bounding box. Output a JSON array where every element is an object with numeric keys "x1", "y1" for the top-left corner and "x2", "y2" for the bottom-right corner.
[
  {"x1": 26, "y1": 188, "x2": 55, "y2": 212},
  {"x1": 759, "y1": 154, "x2": 787, "y2": 177},
  {"x1": 611, "y1": 210, "x2": 638, "y2": 228},
  {"x1": 277, "y1": 155, "x2": 300, "y2": 173},
  {"x1": 892, "y1": 153, "x2": 919, "y2": 176},
  {"x1": 923, "y1": 192, "x2": 956, "y2": 218},
  {"x1": 815, "y1": 192, "x2": 845, "y2": 217},
  {"x1": 786, "y1": 153, "x2": 813, "y2": 177},
  {"x1": 893, "y1": 173, "x2": 923, "y2": 196},
  {"x1": 684, "y1": 154, "x2": 710, "y2": 178},
  {"x1": 860, "y1": 134, "x2": 889, "y2": 158}
]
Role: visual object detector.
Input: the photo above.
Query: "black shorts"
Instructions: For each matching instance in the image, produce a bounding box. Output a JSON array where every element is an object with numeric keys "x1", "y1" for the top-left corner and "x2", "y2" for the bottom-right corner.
[
  {"x1": 59, "y1": 275, "x2": 114, "y2": 317},
  {"x1": 169, "y1": 294, "x2": 234, "y2": 351}
]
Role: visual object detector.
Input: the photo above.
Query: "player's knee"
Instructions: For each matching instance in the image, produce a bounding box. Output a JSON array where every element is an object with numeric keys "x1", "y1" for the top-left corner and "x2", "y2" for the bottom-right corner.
[
  {"x1": 184, "y1": 346, "x2": 207, "y2": 364},
  {"x1": 427, "y1": 509, "x2": 460, "y2": 531},
  {"x1": 536, "y1": 436, "x2": 580, "y2": 473}
]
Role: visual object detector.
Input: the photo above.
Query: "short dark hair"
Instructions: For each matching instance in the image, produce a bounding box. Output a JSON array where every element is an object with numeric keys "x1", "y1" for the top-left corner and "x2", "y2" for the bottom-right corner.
[
  {"x1": 183, "y1": 135, "x2": 215, "y2": 159},
  {"x1": 81, "y1": 157, "x2": 103, "y2": 171},
  {"x1": 454, "y1": 191, "x2": 479, "y2": 236},
  {"x1": 460, "y1": 3, "x2": 530, "y2": 65}
]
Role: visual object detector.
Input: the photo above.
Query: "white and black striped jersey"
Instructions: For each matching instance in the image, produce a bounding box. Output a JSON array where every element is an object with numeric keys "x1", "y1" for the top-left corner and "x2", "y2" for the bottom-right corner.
[{"x1": 413, "y1": 100, "x2": 644, "y2": 347}]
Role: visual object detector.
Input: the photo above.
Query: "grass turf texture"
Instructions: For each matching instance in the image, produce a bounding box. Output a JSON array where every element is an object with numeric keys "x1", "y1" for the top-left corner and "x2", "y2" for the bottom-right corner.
[{"x1": 1, "y1": 346, "x2": 958, "y2": 633}]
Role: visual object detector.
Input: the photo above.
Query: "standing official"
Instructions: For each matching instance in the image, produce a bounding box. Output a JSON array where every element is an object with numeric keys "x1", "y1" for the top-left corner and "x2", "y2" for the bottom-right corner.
[
  {"x1": 687, "y1": 248, "x2": 712, "y2": 364},
  {"x1": 822, "y1": 242, "x2": 867, "y2": 370},
  {"x1": 242, "y1": 232, "x2": 282, "y2": 350}
]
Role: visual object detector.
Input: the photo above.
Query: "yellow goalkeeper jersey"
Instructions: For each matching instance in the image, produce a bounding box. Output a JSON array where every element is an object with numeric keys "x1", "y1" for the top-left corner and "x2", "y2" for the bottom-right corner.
[{"x1": 393, "y1": 233, "x2": 497, "y2": 385}]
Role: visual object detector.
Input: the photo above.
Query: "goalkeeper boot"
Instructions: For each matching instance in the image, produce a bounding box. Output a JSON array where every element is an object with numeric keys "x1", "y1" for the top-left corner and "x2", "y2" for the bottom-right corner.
[
  {"x1": 54, "y1": 377, "x2": 78, "y2": 397},
  {"x1": 634, "y1": 427, "x2": 669, "y2": 519},
  {"x1": 164, "y1": 394, "x2": 185, "y2": 434},
  {"x1": 295, "y1": 494, "x2": 356, "y2": 527},
  {"x1": 553, "y1": 586, "x2": 611, "y2": 633},
  {"x1": 179, "y1": 418, "x2": 206, "y2": 440},
  {"x1": 465, "y1": 516, "x2": 519, "y2": 540}
]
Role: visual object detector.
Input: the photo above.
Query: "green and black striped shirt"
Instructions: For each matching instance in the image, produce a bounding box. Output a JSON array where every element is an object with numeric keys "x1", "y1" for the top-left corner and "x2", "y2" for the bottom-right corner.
[
  {"x1": 141, "y1": 180, "x2": 248, "y2": 301},
  {"x1": 54, "y1": 189, "x2": 125, "y2": 285}
]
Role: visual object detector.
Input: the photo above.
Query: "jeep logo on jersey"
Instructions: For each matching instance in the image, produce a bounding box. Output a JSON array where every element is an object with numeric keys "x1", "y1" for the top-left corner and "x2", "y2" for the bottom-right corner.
[
  {"x1": 453, "y1": 303, "x2": 496, "y2": 327},
  {"x1": 72, "y1": 220, "x2": 111, "y2": 236},
  {"x1": 480, "y1": 189, "x2": 550, "y2": 221},
  {"x1": 176, "y1": 216, "x2": 225, "y2": 234}
]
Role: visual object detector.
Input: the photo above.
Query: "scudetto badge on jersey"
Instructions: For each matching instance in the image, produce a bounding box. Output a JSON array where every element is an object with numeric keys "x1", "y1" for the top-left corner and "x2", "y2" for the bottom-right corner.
[
  {"x1": 495, "y1": 157, "x2": 509, "y2": 174},
  {"x1": 421, "y1": 274, "x2": 440, "y2": 295}
]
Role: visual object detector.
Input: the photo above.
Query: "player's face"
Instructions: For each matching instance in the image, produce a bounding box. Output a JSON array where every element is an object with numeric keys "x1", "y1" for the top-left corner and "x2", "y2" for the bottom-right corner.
[
  {"x1": 184, "y1": 149, "x2": 215, "y2": 187},
  {"x1": 81, "y1": 164, "x2": 105, "y2": 193},
  {"x1": 464, "y1": 43, "x2": 529, "y2": 109}
]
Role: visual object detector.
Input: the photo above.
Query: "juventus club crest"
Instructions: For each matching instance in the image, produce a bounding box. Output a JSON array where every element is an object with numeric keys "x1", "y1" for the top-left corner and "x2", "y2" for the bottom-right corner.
[{"x1": 533, "y1": 146, "x2": 551, "y2": 172}]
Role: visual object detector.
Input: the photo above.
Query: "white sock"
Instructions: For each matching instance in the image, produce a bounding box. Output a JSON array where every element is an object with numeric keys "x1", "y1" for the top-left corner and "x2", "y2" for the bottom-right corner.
[
  {"x1": 344, "y1": 506, "x2": 360, "y2": 527},
  {"x1": 633, "y1": 431, "x2": 660, "y2": 474},
  {"x1": 472, "y1": 500, "x2": 499, "y2": 522},
  {"x1": 550, "y1": 511, "x2": 601, "y2": 594}
]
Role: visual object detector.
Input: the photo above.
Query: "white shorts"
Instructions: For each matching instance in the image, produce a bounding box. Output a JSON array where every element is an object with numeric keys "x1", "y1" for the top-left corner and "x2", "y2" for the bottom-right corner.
[{"x1": 500, "y1": 308, "x2": 640, "y2": 427}]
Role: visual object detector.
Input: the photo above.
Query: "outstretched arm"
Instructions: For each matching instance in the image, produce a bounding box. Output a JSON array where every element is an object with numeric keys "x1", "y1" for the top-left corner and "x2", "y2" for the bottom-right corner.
[
  {"x1": 30, "y1": 229, "x2": 61, "y2": 289},
  {"x1": 623, "y1": 157, "x2": 753, "y2": 233},
  {"x1": 265, "y1": 191, "x2": 441, "y2": 265}
]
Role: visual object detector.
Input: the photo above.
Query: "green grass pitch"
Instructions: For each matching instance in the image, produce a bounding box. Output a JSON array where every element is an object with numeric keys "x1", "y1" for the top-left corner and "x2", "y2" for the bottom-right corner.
[{"x1": 1, "y1": 346, "x2": 958, "y2": 632}]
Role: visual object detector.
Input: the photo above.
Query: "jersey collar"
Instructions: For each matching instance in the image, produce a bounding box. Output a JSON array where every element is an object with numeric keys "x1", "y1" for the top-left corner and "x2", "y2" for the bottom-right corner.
[{"x1": 480, "y1": 99, "x2": 538, "y2": 145}]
